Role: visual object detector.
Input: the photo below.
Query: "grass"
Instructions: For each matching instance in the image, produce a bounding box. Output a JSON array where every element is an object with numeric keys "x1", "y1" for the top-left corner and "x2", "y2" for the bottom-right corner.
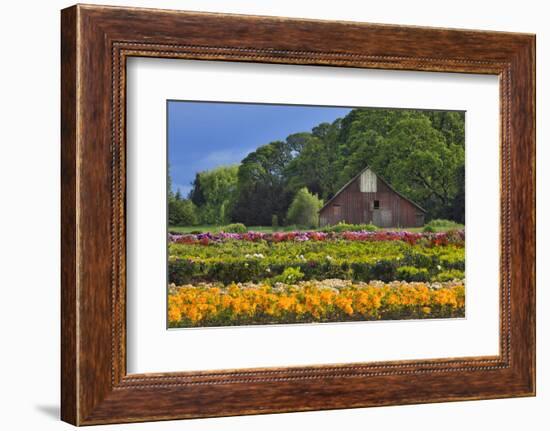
[
  {"x1": 169, "y1": 224, "x2": 464, "y2": 234},
  {"x1": 169, "y1": 225, "x2": 302, "y2": 234}
]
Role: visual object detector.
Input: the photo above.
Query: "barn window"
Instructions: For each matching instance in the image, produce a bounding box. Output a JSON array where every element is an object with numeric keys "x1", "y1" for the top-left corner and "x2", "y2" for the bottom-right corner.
[{"x1": 373, "y1": 200, "x2": 380, "y2": 209}]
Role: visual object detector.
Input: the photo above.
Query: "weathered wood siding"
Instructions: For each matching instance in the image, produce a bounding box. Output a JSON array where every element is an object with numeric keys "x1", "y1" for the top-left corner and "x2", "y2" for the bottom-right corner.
[{"x1": 319, "y1": 169, "x2": 425, "y2": 228}]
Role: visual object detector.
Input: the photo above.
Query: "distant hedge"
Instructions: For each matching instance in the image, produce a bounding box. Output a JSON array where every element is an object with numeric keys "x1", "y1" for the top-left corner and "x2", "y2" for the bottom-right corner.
[{"x1": 321, "y1": 223, "x2": 377, "y2": 233}]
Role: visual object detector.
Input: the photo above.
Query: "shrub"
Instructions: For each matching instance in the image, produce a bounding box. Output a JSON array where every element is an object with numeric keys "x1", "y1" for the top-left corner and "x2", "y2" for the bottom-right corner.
[
  {"x1": 402, "y1": 250, "x2": 435, "y2": 269},
  {"x1": 286, "y1": 187, "x2": 323, "y2": 228},
  {"x1": 223, "y1": 223, "x2": 247, "y2": 233},
  {"x1": 167, "y1": 237, "x2": 464, "y2": 285},
  {"x1": 323, "y1": 222, "x2": 377, "y2": 233},
  {"x1": 168, "y1": 254, "x2": 462, "y2": 285},
  {"x1": 362, "y1": 223, "x2": 378, "y2": 232},
  {"x1": 369, "y1": 259, "x2": 398, "y2": 282},
  {"x1": 433, "y1": 269, "x2": 465, "y2": 282},
  {"x1": 396, "y1": 266, "x2": 430, "y2": 282},
  {"x1": 272, "y1": 267, "x2": 304, "y2": 284},
  {"x1": 423, "y1": 219, "x2": 463, "y2": 232},
  {"x1": 426, "y1": 219, "x2": 462, "y2": 228}
]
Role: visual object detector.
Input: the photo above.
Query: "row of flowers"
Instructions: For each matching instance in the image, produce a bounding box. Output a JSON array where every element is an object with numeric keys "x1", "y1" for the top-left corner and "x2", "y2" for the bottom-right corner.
[
  {"x1": 168, "y1": 239, "x2": 465, "y2": 285},
  {"x1": 168, "y1": 279, "x2": 465, "y2": 327},
  {"x1": 168, "y1": 229, "x2": 464, "y2": 247}
]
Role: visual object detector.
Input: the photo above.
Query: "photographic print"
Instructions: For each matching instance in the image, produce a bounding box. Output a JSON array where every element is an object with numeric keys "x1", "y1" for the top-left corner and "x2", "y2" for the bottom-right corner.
[{"x1": 167, "y1": 101, "x2": 465, "y2": 328}]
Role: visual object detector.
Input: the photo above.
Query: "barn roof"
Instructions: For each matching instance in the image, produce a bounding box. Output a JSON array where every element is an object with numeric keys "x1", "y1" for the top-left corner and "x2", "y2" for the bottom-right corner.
[{"x1": 319, "y1": 166, "x2": 427, "y2": 213}]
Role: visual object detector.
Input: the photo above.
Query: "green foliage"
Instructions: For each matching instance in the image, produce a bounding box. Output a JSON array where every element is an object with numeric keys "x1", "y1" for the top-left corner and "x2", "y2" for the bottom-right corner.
[
  {"x1": 189, "y1": 165, "x2": 239, "y2": 225},
  {"x1": 396, "y1": 266, "x2": 430, "y2": 282},
  {"x1": 272, "y1": 267, "x2": 305, "y2": 284},
  {"x1": 223, "y1": 223, "x2": 247, "y2": 233},
  {"x1": 168, "y1": 240, "x2": 464, "y2": 285},
  {"x1": 231, "y1": 141, "x2": 294, "y2": 225},
  {"x1": 433, "y1": 269, "x2": 465, "y2": 282},
  {"x1": 169, "y1": 225, "x2": 305, "y2": 234},
  {"x1": 423, "y1": 225, "x2": 436, "y2": 233},
  {"x1": 284, "y1": 130, "x2": 340, "y2": 201},
  {"x1": 286, "y1": 188, "x2": 323, "y2": 228},
  {"x1": 168, "y1": 198, "x2": 198, "y2": 226},
  {"x1": 370, "y1": 117, "x2": 464, "y2": 220},
  {"x1": 425, "y1": 219, "x2": 463, "y2": 229},
  {"x1": 322, "y1": 222, "x2": 377, "y2": 233},
  {"x1": 321, "y1": 111, "x2": 459, "y2": 221},
  {"x1": 179, "y1": 107, "x2": 464, "y2": 225}
]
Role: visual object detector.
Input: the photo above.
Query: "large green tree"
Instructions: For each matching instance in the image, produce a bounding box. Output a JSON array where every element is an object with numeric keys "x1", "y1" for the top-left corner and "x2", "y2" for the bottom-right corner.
[
  {"x1": 232, "y1": 141, "x2": 294, "y2": 226},
  {"x1": 284, "y1": 121, "x2": 342, "y2": 200},
  {"x1": 370, "y1": 117, "x2": 465, "y2": 219},
  {"x1": 189, "y1": 165, "x2": 239, "y2": 225}
]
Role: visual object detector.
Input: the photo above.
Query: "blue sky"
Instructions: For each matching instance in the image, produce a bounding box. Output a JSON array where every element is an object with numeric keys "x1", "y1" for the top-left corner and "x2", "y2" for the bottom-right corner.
[{"x1": 168, "y1": 101, "x2": 352, "y2": 196}]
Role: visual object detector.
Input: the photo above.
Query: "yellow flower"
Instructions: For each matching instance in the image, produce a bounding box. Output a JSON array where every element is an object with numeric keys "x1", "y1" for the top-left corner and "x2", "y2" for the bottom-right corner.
[{"x1": 167, "y1": 280, "x2": 465, "y2": 326}]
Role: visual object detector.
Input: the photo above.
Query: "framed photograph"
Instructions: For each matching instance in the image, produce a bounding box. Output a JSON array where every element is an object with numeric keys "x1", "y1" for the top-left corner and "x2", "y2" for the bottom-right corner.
[{"x1": 61, "y1": 4, "x2": 535, "y2": 425}]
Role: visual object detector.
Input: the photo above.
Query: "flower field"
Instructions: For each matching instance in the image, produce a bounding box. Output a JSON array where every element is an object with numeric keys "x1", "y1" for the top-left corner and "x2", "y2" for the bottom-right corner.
[
  {"x1": 167, "y1": 229, "x2": 465, "y2": 327},
  {"x1": 168, "y1": 280, "x2": 465, "y2": 327}
]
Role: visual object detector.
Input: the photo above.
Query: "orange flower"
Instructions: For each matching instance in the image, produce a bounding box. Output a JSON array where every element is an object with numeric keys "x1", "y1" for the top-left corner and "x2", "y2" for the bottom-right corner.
[{"x1": 167, "y1": 280, "x2": 465, "y2": 326}]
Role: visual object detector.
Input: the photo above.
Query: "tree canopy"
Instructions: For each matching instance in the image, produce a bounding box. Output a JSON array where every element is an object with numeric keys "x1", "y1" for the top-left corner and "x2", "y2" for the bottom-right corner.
[
  {"x1": 170, "y1": 107, "x2": 465, "y2": 226},
  {"x1": 189, "y1": 165, "x2": 239, "y2": 225}
]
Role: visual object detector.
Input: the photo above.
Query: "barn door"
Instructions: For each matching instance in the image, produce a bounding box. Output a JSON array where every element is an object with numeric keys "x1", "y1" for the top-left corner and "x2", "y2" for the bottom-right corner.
[
  {"x1": 380, "y1": 209, "x2": 392, "y2": 227},
  {"x1": 373, "y1": 209, "x2": 392, "y2": 227}
]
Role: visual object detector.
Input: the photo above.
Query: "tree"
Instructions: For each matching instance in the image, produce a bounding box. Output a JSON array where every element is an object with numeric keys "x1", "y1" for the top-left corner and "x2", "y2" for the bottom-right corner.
[
  {"x1": 452, "y1": 166, "x2": 465, "y2": 224},
  {"x1": 167, "y1": 160, "x2": 175, "y2": 200},
  {"x1": 424, "y1": 111, "x2": 465, "y2": 149},
  {"x1": 188, "y1": 165, "x2": 239, "y2": 225},
  {"x1": 284, "y1": 135, "x2": 330, "y2": 198},
  {"x1": 232, "y1": 141, "x2": 294, "y2": 225},
  {"x1": 180, "y1": 106, "x2": 465, "y2": 225},
  {"x1": 370, "y1": 117, "x2": 465, "y2": 219},
  {"x1": 286, "y1": 188, "x2": 323, "y2": 228},
  {"x1": 169, "y1": 198, "x2": 198, "y2": 226},
  {"x1": 284, "y1": 121, "x2": 343, "y2": 201},
  {"x1": 189, "y1": 172, "x2": 206, "y2": 207}
]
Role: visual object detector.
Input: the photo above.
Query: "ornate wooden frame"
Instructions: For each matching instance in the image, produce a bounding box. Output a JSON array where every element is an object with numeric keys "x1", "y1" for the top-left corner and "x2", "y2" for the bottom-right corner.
[{"x1": 61, "y1": 4, "x2": 535, "y2": 425}]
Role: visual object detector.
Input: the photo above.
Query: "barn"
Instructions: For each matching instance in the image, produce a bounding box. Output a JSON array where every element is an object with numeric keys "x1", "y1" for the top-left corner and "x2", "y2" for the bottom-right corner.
[{"x1": 319, "y1": 167, "x2": 426, "y2": 228}]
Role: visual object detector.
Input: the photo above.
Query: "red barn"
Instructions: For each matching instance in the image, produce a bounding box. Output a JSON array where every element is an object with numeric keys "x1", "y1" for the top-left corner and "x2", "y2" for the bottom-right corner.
[{"x1": 319, "y1": 167, "x2": 426, "y2": 228}]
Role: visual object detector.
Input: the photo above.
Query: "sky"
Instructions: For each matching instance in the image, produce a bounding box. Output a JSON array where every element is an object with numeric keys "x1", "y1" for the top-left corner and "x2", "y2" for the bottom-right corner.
[{"x1": 168, "y1": 101, "x2": 352, "y2": 196}]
